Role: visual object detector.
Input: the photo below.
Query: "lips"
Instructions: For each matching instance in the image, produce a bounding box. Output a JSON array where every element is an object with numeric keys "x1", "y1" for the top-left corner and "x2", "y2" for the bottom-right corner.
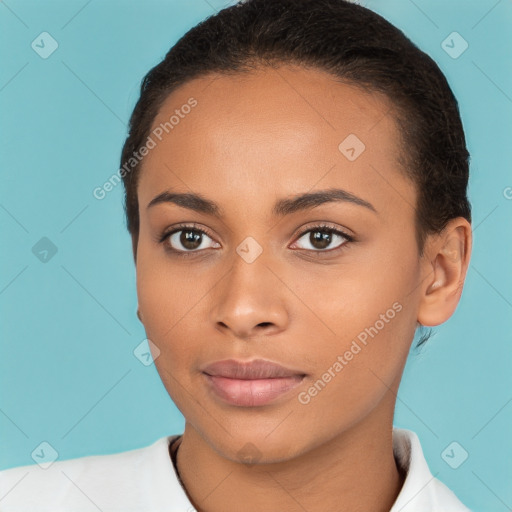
[
  {"x1": 202, "y1": 358, "x2": 305, "y2": 379},
  {"x1": 201, "y1": 358, "x2": 306, "y2": 407}
]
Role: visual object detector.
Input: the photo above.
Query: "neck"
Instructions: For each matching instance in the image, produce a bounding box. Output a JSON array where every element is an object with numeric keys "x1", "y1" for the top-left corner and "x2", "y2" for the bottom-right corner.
[{"x1": 175, "y1": 395, "x2": 405, "y2": 512}]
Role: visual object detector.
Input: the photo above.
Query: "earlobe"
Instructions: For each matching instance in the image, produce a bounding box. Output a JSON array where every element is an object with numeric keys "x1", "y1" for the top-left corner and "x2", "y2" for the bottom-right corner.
[
  {"x1": 417, "y1": 219, "x2": 472, "y2": 327},
  {"x1": 137, "y1": 308, "x2": 143, "y2": 322}
]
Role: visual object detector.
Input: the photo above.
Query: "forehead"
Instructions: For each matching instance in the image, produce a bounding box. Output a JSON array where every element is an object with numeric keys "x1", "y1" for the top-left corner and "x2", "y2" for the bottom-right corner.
[{"x1": 138, "y1": 65, "x2": 415, "y2": 222}]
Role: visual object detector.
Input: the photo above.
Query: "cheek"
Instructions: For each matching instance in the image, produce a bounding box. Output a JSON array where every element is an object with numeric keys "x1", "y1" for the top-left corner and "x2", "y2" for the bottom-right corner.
[
  {"x1": 136, "y1": 239, "x2": 191, "y2": 332},
  {"x1": 292, "y1": 241, "x2": 418, "y2": 345},
  {"x1": 294, "y1": 293, "x2": 416, "y2": 440},
  {"x1": 295, "y1": 245, "x2": 420, "y2": 402},
  {"x1": 135, "y1": 251, "x2": 201, "y2": 409},
  {"x1": 135, "y1": 241, "x2": 214, "y2": 371}
]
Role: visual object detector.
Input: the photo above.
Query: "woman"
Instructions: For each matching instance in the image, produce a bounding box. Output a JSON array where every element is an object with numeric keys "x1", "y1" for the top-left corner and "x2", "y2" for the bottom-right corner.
[{"x1": 0, "y1": 0, "x2": 472, "y2": 510}]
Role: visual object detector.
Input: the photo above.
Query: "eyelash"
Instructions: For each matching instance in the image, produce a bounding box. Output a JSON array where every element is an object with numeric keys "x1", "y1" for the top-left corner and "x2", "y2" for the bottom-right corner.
[{"x1": 158, "y1": 222, "x2": 354, "y2": 258}]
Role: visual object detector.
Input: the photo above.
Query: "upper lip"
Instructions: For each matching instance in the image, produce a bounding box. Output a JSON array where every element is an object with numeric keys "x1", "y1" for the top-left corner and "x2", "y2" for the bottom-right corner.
[{"x1": 201, "y1": 359, "x2": 306, "y2": 379}]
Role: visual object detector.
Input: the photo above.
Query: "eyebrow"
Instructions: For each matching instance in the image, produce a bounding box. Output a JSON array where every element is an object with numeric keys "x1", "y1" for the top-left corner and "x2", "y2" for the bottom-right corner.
[{"x1": 147, "y1": 188, "x2": 377, "y2": 217}]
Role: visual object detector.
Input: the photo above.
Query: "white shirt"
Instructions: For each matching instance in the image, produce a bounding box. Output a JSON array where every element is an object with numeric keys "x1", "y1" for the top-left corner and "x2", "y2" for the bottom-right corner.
[{"x1": 0, "y1": 428, "x2": 471, "y2": 511}]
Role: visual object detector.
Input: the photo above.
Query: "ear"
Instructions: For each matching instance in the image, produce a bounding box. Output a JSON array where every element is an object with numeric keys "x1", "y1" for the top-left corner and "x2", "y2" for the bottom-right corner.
[{"x1": 417, "y1": 217, "x2": 472, "y2": 327}]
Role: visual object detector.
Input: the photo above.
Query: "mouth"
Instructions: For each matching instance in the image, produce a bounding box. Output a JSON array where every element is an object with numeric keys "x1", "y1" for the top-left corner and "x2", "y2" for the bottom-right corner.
[{"x1": 201, "y1": 358, "x2": 307, "y2": 407}]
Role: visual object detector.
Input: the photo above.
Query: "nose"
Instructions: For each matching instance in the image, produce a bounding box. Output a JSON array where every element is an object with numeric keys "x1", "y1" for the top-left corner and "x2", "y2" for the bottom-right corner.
[{"x1": 210, "y1": 254, "x2": 289, "y2": 339}]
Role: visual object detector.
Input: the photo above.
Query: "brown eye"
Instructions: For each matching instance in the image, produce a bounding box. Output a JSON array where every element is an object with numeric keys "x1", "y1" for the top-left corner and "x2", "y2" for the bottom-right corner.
[
  {"x1": 163, "y1": 226, "x2": 220, "y2": 253},
  {"x1": 292, "y1": 226, "x2": 352, "y2": 252},
  {"x1": 309, "y1": 230, "x2": 333, "y2": 250}
]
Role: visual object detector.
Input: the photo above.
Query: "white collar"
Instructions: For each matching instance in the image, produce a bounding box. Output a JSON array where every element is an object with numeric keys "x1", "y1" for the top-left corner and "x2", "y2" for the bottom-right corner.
[
  {"x1": 0, "y1": 427, "x2": 470, "y2": 511},
  {"x1": 390, "y1": 428, "x2": 470, "y2": 511}
]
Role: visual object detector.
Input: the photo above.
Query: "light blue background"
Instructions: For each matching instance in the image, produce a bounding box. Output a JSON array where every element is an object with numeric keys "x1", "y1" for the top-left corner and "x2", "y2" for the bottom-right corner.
[{"x1": 1, "y1": 1, "x2": 511, "y2": 511}]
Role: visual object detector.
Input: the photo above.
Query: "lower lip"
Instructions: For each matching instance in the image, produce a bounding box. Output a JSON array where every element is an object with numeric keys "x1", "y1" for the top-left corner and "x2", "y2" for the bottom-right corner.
[{"x1": 203, "y1": 373, "x2": 305, "y2": 407}]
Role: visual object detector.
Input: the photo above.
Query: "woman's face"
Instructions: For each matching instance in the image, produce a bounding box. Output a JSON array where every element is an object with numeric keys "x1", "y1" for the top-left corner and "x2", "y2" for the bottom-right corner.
[{"x1": 135, "y1": 65, "x2": 428, "y2": 462}]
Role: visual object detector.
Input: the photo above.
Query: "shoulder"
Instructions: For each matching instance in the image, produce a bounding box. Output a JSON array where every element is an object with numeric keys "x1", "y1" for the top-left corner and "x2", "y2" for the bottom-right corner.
[
  {"x1": 391, "y1": 428, "x2": 472, "y2": 512},
  {"x1": 0, "y1": 435, "x2": 180, "y2": 512}
]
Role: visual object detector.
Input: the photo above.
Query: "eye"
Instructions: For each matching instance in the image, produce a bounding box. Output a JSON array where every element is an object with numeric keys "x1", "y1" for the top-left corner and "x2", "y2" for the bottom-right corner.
[
  {"x1": 291, "y1": 224, "x2": 353, "y2": 252},
  {"x1": 158, "y1": 222, "x2": 353, "y2": 257},
  {"x1": 159, "y1": 223, "x2": 221, "y2": 254}
]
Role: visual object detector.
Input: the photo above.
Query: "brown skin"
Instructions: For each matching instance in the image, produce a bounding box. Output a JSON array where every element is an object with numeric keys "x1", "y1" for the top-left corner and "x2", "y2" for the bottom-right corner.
[{"x1": 133, "y1": 65, "x2": 472, "y2": 512}]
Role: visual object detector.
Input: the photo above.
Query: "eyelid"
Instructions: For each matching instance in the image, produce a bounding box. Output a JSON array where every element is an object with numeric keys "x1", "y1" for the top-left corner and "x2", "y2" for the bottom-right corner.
[
  {"x1": 293, "y1": 222, "x2": 353, "y2": 241},
  {"x1": 158, "y1": 222, "x2": 216, "y2": 243}
]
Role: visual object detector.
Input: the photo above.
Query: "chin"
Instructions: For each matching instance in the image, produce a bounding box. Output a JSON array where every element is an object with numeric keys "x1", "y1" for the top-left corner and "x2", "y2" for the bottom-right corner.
[{"x1": 200, "y1": 425, "x2": 307, "y2": 465}]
